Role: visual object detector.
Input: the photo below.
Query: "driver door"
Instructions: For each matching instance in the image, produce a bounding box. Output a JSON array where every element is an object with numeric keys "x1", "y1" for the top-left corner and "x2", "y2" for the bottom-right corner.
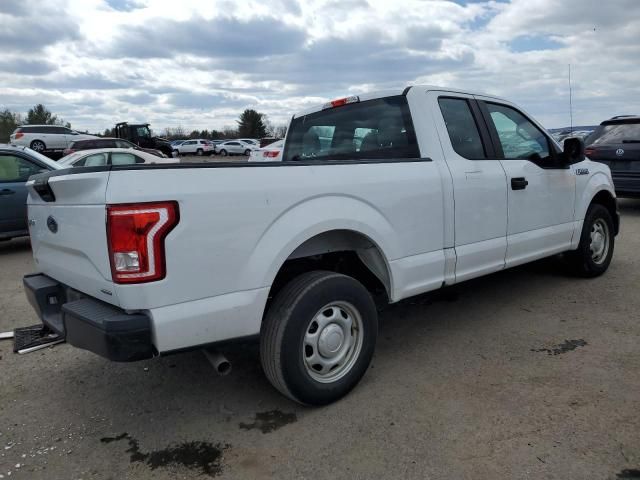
[{"x1": 477, "y1": 98, "x2": 576, "y2": 267}]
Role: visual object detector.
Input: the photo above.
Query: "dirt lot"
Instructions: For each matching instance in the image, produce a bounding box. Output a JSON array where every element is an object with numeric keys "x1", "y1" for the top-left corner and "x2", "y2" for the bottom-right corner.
[{"x1": 1, "y1": 201, "x2": 639, "y2": 480}]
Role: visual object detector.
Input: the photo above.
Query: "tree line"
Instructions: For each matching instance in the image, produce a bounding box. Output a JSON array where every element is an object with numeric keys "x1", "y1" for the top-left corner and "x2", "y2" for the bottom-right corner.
[{"x1": 2, "y1": 104, "x2": 286, "y2": 143}]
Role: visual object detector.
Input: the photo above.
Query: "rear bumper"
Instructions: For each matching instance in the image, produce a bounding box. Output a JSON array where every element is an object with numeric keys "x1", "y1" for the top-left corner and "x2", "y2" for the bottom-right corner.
[
  {"x1": 23, "y1": 273, "x2": 155, "y2": 362},
  {"x1": 612, "y1": 174, "x2": 640, "y2": 198}
]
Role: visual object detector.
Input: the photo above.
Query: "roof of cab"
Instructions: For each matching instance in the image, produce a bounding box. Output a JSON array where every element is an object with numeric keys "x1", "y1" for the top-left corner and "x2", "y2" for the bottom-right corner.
[{"x1": 292, "y1": 85, "x2": 505, "y2": 118}]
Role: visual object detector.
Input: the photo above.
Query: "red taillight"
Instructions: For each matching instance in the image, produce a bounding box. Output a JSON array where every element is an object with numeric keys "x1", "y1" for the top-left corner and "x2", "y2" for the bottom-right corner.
[
  {"x1": 107, "y1": 202, "x2": 179, "y2": 284},
  {"x1": 262, "y1": 150, "x2": 279, "y2": 158},
  {"x1": 15, "y1": 132, "x2": 24, "y2": 139},
  {"x1": 585, "y1": 148, "x2": 596, "y2": 157},
  {"x1": 322, "y1": 95, "x2": 359, "y2": 110}
]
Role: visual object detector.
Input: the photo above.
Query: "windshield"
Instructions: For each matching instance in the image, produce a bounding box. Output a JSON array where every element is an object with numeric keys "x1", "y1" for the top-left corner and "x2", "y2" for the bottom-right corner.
[
  {"x1": 587, "y1": 122, "x2": 640, "y2": 145},
  {"x1": 283, "y1": 95, "x2": 420, "y2": 162},
  {"x1": 57, "y1": 151, "x2": 85, "y2": 166}
]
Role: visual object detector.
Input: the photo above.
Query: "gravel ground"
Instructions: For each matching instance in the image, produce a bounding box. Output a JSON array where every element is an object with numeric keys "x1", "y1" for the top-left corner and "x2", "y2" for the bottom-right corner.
[{"x1": 1, "y1": 201, "x2": 639, "y2": 480}]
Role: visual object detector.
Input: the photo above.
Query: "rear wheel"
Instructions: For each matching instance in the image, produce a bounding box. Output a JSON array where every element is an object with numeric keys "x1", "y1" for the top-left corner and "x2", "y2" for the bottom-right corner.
[
  {"x1": 196, "y1": 148, "x2": 203, "y2": 156},
  {"x1": 565, "y1": 203, "x2": 614, "y2": 277},
  {"x1": 30, "y1": 140, "x2": 46, "y2": 152},
  {"x1": 244, "y1": 149, "x2": 251, "y2": 156},
  {"x1": 260, "y1": 271, "x2": 378, "y2": 405}
]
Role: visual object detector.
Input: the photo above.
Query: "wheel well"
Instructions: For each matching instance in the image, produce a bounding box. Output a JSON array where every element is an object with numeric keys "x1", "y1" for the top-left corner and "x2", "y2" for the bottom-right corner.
[
  {"x1": 591, "y1": 190, "x2": 619, "y2": 235},
  {"x1": 267, "y1": 230, "x2": 391, "y2": 310}
]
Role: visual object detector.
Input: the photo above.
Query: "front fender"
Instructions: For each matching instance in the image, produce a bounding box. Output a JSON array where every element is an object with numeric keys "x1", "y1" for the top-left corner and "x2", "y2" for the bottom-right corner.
[{"x1": 576, "y1": 170, "x2": 616, "y2": 222}]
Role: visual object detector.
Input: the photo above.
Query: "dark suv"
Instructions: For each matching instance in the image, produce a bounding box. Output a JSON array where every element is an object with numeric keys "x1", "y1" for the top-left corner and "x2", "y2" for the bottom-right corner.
[
  {"x1": 63, "y1": 138, "x2": 165, "y2": 158},
  {"x1": 586, "y1": 116, "x2": 640, "y2": 197}
]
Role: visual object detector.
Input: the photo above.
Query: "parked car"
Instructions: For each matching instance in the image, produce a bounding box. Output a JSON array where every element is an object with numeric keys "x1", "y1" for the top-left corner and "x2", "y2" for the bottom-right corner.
[
  {"x1": 585, "y1": 115, "x2": 640, "y2": 197},
  {"x1": 249, "y1": 139, "x2": 284, "y2": 161},
  {"x1": 217, "y1": 140, "x2": 258, "y2": 156},
  {"x1": 10, "y1": 125, "x2": 97, "y2": 153},
  {"x1": 57, "y1": 148, "x2": 178, "y2": 168},
  {"x1": 23, "y1": 86, "x2": 618, "y2": 405},
  {"x1": 63, "y1": 138, "x2": 166, "y2": 158},
  {"x1": 0, "y1": 144, "x2": 61, "y2": 240},
  {"x1": 174, "y1": 139, "x2": 214, "y2": 156},
  {"x1": 170, "y1": 140, "x2": 186, "y2": 148}
]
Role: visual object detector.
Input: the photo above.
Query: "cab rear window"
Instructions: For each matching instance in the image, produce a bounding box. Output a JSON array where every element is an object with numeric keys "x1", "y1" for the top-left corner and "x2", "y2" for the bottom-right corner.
[{"x1": 283, "y1": 95, "x2": 420, "y2": 162}]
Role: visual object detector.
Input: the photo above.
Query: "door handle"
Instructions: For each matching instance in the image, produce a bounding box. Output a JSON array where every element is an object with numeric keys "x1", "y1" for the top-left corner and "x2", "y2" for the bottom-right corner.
[
  {"x1": 0, "y1": 188, "x2": 16, "y2": 196},
  {"x1": 511, "y1": 177, "x2": 528, "y2": 190}
]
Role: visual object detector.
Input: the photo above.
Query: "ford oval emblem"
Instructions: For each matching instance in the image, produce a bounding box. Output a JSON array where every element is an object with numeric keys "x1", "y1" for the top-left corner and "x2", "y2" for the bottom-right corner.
[
  {"x1": 616, "y1": 148, "x2": 625, "y2": 157},
  {"x1": 46, "y1": 216, "x2": 58, "y2": 233}
]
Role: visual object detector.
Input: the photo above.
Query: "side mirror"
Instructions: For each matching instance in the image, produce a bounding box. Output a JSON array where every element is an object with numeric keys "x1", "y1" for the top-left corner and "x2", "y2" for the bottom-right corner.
[{"x1": 563, "y1": 137, "x2": 585, "y2": 164}]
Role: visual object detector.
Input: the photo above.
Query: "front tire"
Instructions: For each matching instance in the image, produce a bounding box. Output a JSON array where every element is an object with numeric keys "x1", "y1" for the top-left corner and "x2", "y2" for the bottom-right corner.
[
  {"x1": 565, "y1": 203, "x2": 614, "y2": 277},
  {"x1": 260, "y1": 271, "x2": 378, "y2": 406},
  {"x1": 219, "y1": 149, "x2": 227, "y2": 157},
  {"x1": 30, "y1": 140, "x2": 46, "y2": 152}
]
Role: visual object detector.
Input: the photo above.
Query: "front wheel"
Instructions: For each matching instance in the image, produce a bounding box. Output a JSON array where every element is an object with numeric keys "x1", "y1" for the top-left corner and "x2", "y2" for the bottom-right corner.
[
  {"x1": 565, "y1": 203, "x2": 614, "y2": 277},
  {"x1": 172, "y1": 149, "x2": 179, "y2": 157},
  {"x1": 260, "y1": 271, "x2": 378, "y2": 405},
  {"x1": 219, "y1": 149, "x2": 227, "y2": 157}
]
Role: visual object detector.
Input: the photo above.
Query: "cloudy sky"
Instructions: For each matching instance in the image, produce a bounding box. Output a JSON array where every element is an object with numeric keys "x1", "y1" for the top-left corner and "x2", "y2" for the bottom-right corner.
[{"x1": 0, "y1": 0, "x2": 638, "y2": 133}]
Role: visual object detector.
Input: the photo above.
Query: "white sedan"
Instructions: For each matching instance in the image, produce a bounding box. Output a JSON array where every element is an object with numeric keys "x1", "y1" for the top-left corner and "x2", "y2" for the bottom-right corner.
[
  {"x1": 216, "y1": 140, "x2": 258, "y2": 156},
  {"x1": 57, "y1": 148, "x2": 179, "y2": 167},
  {"x1": 249, "y1": 139, "x2": 284, "y2": 162}
]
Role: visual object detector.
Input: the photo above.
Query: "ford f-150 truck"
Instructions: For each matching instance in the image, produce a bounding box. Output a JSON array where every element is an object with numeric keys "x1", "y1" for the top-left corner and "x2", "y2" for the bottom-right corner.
[{"x1": 23, "y1": 86, "x2": 619, "y2": 405}]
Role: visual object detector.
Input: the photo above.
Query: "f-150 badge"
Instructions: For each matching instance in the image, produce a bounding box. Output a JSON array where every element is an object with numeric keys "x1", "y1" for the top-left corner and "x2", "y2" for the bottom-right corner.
[{"x1": 575, "y1": 168, "x2": 589, "y2": 175}]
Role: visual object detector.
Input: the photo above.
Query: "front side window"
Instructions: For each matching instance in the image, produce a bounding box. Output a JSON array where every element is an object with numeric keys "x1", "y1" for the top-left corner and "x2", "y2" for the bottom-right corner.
[
  {"x1": 136, "y1": 126, "x2": 151, "y2": 138},
  {"x1": 283, "y1": 95, "x2": 420, "y2": 162},
  {"x1": 485, "y1": 103, "x2": 550, "y2": 161},
  {"x1": 0, "y1": 155, "x2": 42, "y2": 182},
  {"x1": 438, "y1": 97, "x2": 487, "y2": 159}
]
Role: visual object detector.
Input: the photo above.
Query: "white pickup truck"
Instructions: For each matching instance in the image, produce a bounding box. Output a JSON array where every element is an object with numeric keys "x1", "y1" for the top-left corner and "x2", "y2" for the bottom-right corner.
[{"x1": 23, "y1": 86, "x2": 618, "y2": 405}]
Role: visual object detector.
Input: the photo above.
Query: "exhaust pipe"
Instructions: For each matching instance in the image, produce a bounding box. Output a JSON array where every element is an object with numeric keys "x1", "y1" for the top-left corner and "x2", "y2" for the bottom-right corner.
[{"x1": 203, "y1": 349, "x2": 232, "y2": 376}]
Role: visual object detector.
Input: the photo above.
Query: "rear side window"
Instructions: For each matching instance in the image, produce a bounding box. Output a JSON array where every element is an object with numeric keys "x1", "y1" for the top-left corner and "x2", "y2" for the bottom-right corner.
[
  {"x1": 438, "y1": 98, "x2": 486, "y2": 159},
  {"x1": 283, "y1": 95, "x2": 420, "y2": 162},
  {"x1": 0, "y1": 155, "x2": 42, "y2": 182},
  {"x1": 111, "y1": 153, "x2": 144, "y2": 165},
  {"x1": 587, "y1": 122, "x2": 640, "y2": 145},
  {"x1": 44, "y1": 126, "x2": 63, "y2": 134},
  {"x1": 78, "y1": 153, "x2": 108, "y2": 167}
]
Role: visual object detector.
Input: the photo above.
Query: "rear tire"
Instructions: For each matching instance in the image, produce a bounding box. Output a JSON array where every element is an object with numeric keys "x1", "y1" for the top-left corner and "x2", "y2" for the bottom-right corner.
[
  {"x1": 260, "y1": 271, "x2": 378, "y2": 406},
  {"x1": 30, "y1": 140, "x2": 46, "y2": 152},
  {"x1": 565, "y1": 203, "x2": 614, "y2": 277},
  {"x1": 196, "y1": 148, "x2": 203, "y2": 156},
  {"x1": 244, "y1": 149, "x2": 251, "y2": 156}
]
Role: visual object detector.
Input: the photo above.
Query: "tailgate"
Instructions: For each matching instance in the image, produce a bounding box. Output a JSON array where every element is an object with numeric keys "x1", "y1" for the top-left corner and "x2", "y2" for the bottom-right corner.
[{"x1": 27, "y1": 169, "x2": 120, "y2": 306}]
